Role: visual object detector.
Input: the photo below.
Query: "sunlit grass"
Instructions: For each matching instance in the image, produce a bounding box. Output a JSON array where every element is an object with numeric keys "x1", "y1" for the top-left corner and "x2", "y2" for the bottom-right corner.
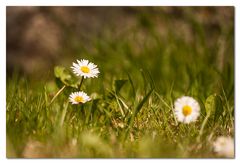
[{"x1": 6, "y1": 8, "x2": 234, "y2": 158}]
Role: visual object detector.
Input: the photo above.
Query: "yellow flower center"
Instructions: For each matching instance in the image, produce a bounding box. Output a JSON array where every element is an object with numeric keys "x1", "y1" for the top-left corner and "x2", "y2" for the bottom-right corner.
[
  {"x1": 182, "y1": 105, "x2": 192, "y2": 116},
  {"x1": 74, "y1": 96, "x2": 84, "y2": 103},
  {"x1": 80, "y1": 66, "x2": 90, "y2": 73}
]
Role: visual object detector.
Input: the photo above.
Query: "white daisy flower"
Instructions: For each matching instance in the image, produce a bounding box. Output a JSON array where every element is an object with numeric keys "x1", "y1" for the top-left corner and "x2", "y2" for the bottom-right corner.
[
  {"x1": 71, "y1": 59, "x2": 100, "y2": 78},
  {"x1": 69, "y1": 91, "x2": 91, "y2": 104},
  {"x1": 174, "y1": 96, "x2": 200, "y2": 124},
  {"x1": 213, "y1": 136, "x2": 234, "y2": 158}
]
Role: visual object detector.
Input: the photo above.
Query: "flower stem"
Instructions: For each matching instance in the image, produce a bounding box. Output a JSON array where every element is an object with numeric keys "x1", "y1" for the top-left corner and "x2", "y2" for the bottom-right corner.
[{"x1": 78, "y1": 77, "x2": 84, "y2": 90}]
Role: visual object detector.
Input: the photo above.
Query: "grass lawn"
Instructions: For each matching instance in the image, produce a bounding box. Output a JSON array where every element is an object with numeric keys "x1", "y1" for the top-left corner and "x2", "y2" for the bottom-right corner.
[{"x1": 6, "y1": 7, "x2": 234, "y2": 158}]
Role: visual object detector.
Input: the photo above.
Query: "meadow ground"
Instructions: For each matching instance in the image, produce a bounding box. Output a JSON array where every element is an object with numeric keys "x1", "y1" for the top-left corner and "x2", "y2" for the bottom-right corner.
[{"x1": 6, "y1": 7, "x2": 234, "y2": 158}]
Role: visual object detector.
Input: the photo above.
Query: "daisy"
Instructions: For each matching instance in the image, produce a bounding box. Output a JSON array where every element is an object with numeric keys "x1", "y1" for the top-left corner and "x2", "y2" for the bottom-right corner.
[
  {"x1": 213, "y1": 136, "x2": 234, "y2": 158},
  {"x1": 69, "y1": 91, "x2": 91, "y2": 104},
  {"x1": 174, "y1": 96, "x2": 200, "y2": 124},
  {"x1": 71, "y1": 59, "x2": 100, "y2": 78}
]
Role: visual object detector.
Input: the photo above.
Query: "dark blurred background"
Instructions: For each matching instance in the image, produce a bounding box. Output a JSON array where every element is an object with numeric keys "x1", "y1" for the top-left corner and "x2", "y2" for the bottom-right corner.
[{"x1": 7, "y1": 7, "x2": 234, "y2": 79}]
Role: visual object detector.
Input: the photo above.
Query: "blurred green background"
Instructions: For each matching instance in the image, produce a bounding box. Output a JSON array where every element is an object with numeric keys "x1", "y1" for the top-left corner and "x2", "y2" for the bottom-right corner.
[{"x1": 7, "y1": 7, "x2": 234, "y2": 96}]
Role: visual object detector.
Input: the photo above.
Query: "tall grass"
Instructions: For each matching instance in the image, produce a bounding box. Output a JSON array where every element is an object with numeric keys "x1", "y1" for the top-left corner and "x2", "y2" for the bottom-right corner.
[{"x1": 6, "y1": 7, "x2": 234, "y2": 158}]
